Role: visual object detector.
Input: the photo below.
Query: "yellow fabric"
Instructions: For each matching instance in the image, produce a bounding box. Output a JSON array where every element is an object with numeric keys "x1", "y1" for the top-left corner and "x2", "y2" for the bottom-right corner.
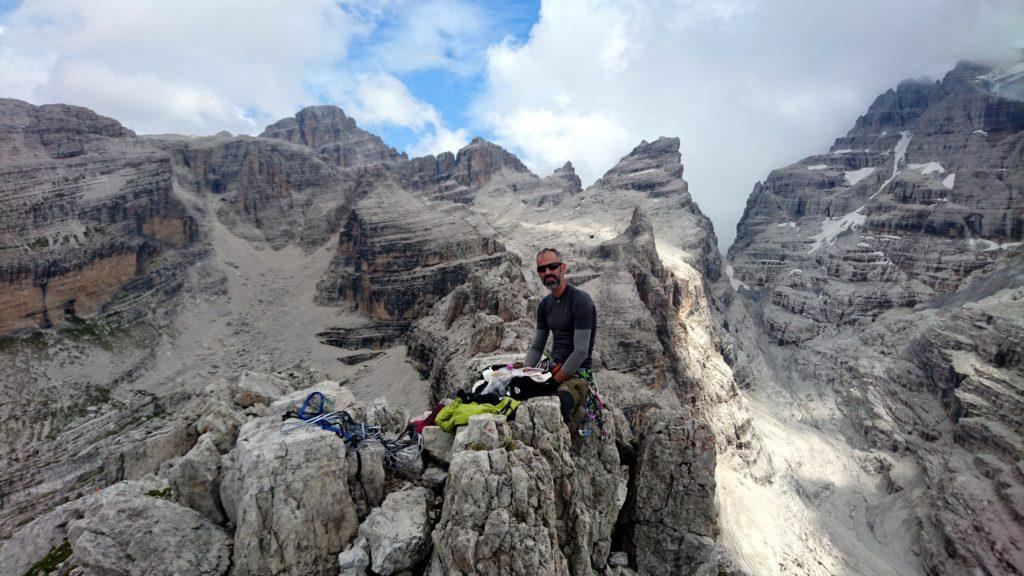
[{"x1": 435, "y1": 397, "x2": 521, "y2": 433}]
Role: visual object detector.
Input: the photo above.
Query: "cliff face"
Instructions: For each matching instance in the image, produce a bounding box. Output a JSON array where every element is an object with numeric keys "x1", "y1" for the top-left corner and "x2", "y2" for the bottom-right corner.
[
  {"x1": 727, "y1": 61, "x2": 1024, "y2": 574},
  {"x1": 167, "y1": 134, "x2": 358, "y2": 251},
  {"x1": 0, "y1": 99, "x2": 199, "y2": 338},
  {"x1": 729, "y1": 61, "x2": 1023, "y2": 342}
]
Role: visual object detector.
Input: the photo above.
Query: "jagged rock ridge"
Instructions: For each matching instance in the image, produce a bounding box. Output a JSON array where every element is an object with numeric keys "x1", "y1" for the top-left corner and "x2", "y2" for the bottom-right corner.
[{"x1": 727, "y1": 60, "x2": 1024, "y2": 574}]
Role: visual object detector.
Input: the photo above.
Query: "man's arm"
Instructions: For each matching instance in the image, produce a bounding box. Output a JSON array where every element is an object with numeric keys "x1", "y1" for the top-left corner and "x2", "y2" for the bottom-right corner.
[
  {"x1": 552, "y1": 328, "x2": 591, "y2": 382},
  {"x1": 525, "y1": 328, "x2": 549, "y2": 368}
]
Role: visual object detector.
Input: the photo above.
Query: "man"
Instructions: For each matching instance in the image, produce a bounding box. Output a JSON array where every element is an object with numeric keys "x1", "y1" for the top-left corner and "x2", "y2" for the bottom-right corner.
[{"x1": 524, "y1": 247, "x2": 597, "y2": 426}]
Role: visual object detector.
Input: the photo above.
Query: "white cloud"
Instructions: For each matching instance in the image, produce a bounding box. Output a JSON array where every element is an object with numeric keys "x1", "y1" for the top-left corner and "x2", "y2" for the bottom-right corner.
[
  {"x1": 484, "y1": 107, "x2": 633, "y2": 180},
  {"x1": 321, "y1": 71, "x2": 468, "y2": 156},
  {"x1": 348, "y1": 72, "x2": 444, "y2": 131},
  {"x1": 474, "y1": 0, "x2": 1024, "y2": 248},
  {"x1": 0, "y1": 0, "x2": 359, "y2": 134},
  {"x1": 408, "y1": 125, "x2": 471, "y2": 158},
  {"x1": 0, "y1": 0, "x2": 478, "y2": 143},
  {"x1": 363, "y1": 0, "x2": 491, "y2": 76}
]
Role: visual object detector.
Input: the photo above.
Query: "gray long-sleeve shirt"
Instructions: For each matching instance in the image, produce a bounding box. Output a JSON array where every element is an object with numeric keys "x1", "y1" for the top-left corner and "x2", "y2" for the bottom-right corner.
[{"x1": 525, "y1": 284, "x2": 597, "y2": 375}]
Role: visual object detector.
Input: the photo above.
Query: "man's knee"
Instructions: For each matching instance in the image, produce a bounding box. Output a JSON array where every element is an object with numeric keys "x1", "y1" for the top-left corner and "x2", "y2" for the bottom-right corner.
[{"x1": 557, "y1": 377, "x2": 590, "y2": 424}]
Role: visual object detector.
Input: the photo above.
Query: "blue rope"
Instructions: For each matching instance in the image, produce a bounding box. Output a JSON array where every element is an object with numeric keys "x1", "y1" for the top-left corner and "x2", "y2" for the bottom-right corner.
[{"x1": 283, "y1": 392, "x2": 422, "y2": 469}]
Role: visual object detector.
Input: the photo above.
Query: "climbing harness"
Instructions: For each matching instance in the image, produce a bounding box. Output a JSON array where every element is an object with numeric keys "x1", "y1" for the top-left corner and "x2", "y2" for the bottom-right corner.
[
  {"x1": 281, "y1": 392, "x2": 423, "y2": 470},
  {"x1": 575, "y1": 368, "x2": 607, "y2": 439},
  {"x1": 537, "y1": 359, "x2": 607, "y2": 439}
]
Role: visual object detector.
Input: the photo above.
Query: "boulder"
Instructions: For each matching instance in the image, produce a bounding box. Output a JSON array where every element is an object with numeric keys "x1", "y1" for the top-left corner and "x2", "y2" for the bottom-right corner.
[
  {"x1": 451, "y1": 413, "x2": 510, "y2": 453},
  {"x1": 227, "y1": 413, "x2": 359, "y2": 575},
  {"x1": 338, "y1": 535, "x2": 371, "y2": 576},
  {"x1": 164, "y1": 433, "x2": 225, "y2": 524},
  {"x1": 194, "y1": 397, "x2": 247, "y2": 453},
  {"x1": 269, "y1": 379, "x2": 354, "y2": 414},
  {"x1": 347, "y1": 442, "x2": 386, "y2": 519},
  {"x1": 422, "y1": 425, "x2": 454, "y2": 464},
  {"x1": 233, "y1": 370, "x2": 289, "y2": 408},
  {"x1": 67, "y1": 478, "x2": 231, "y2": 576},
  {"x1": 0, "y1": 501, "x2": 83, "y2": 576},
  {"x1": 359, "y1": 486, "x2": 434, "y2": 575}
]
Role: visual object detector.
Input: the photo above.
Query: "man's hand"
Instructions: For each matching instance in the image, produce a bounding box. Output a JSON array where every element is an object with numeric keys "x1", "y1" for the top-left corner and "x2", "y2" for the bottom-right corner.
[{"x1": 551, "y1": 363, "x2": 569, "y2": 383}]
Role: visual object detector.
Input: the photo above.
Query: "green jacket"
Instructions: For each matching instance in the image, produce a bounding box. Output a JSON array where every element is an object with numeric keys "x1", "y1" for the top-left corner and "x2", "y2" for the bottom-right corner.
[{"x1": 434, "y1": 397, "x2": 521, "y2": 433}]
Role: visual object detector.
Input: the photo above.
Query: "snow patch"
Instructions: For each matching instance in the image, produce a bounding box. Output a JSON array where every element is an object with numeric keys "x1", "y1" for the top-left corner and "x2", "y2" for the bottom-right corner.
[
  {"x1": 968, "y1": 238, "x2": 1023, "y2": 252},
  {"x1": 725, "y1": 264, "x2": 749, "y2": 291},
  {"x1": 808, "y1": 209, "x2": 866, "y2": 253},
  {"x1": 809, "y1": 132, "x2": 912, "y2": 254},
  {"x1": 777, "y1": 222, "x2": 797, "y2": 228},
  {"x1": 807, "y1": 164, "x2": 828, "y2": 171},
  {"x1": 844, "y1": 167, "x2": 875, "y2": 186},
  {"x1": 971, "y1": 130, "x2": 988, "y2": 136},
  {"x1": 942, "y1": 174, "x2": 955, "y2": 189},
  {"x1": 908, "y1": 161, "x2": 945, "y2": 175},
  {"x1": 832, "y1": 149, "x2": 854, "y2": 154}
]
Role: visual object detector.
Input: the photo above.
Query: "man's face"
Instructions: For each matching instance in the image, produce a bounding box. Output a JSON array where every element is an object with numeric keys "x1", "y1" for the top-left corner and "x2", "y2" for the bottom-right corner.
[{"x1": 536, "y1": 252, "x2": 565, "y2": 290}]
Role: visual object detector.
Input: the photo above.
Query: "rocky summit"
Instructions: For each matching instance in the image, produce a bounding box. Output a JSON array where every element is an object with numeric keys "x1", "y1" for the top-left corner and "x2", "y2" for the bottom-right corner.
[{"x1": 0, "y1": 59, "x2": 1022, "y2": 576}]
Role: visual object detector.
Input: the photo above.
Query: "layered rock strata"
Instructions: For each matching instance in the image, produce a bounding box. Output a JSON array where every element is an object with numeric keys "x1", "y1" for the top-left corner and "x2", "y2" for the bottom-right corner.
[
  {"x1": 727, "y1": 60, "x2": 1024, "y2": 574},
  {"x1": 316, "y1": 170, "x2": 507, "y2": 346},
  {"x1": 0, "y1": 99, "x2": 199, "y2": 338},
  {"x1": 729, "y1": 61, "x2": 1024, "y2": 342}
]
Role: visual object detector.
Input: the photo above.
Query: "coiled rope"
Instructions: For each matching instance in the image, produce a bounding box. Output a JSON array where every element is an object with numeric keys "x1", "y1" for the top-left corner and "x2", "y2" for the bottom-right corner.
[{"x1": 281, "y1": 392, "x2": 423, "y2": 470}]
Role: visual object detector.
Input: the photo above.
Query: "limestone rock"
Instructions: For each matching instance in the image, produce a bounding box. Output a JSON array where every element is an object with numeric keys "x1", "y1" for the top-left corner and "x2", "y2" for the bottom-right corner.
[
  {"x1": 359, "y1": 486, "x2": 434, "y2": 575},
  {"x1": 422, "y1": 425, "x2": 454, "y2": 464},
  {"x1": 452, "y1": 413, "x2": 511, "y2": 453},
  {"x1": 67, "y1": 479, "x2": 231, "y2": 576},
  {"x1": 0, "y1": 98, "x2": 199, "y2": 339},
  {"x1": 512, "y1": 397, "x2": 622, "y2": 574},
  {"x1": 0, "y1": 501, "x2": 83, "y2": 576},
  {"x1": 470, "y1": 313, "x2": 505, "y2": 355},
  {"x1": 347, "y1": 442, "x2": 386, "y2": 520},
  {"x1": 628, "y1": 409, "x2": 718, "y2": 576},
  {"x1": 726, "y1": 60, "x2": 1024, "y2": 574},
  {"x1": 429, "y1": 447, "x2": 565, "y2": 576},
  {"x1": 233, "y1": 369, "x2": 289, "y2": 408},
  {"x1": 396, "y1": 137, "x2": 535, "y2": 202},
  {"x1": 194, "y1": 397, "x2": 247, "y2": 453},
  {"x1": 226, "y1": 411, "x2": 360, "y2": 575},
  {"x1": 338, "y1": 536, "x2": 371, "y2": 576},
  {"x1": 168, "y1": 134, "x2": 358, "y2": 251},
  {"x1": 315, "y1": 172, "x2": 506, "y2": 341},
  {"x1": 164, "y1": 433, "x2": 224, "y2": 525}
]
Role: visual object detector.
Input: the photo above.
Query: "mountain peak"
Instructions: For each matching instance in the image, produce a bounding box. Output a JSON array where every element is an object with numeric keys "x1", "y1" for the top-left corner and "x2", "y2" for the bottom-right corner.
[{"x1": 260, "y1": 106, "x2": 403, "y2": 168}]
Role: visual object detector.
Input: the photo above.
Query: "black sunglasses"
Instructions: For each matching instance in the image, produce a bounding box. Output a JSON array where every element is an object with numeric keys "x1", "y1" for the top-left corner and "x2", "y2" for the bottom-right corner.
[{"x1": 536, "y1": 262, "x2": 562, "y2": 273}]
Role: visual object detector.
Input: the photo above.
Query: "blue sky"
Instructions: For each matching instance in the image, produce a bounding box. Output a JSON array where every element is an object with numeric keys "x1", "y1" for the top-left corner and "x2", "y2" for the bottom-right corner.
[
  {"x1": 2, "y1": 0, "x2": 1021, "y2": 248},
  {"x1": 335, "y1": 0, "x2": 540, "y2": 152}
]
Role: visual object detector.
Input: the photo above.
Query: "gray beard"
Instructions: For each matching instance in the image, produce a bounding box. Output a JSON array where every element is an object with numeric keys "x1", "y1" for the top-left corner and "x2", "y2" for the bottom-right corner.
[{"x1": 543, "y1": 277, "x2": 560, "y2": 289}]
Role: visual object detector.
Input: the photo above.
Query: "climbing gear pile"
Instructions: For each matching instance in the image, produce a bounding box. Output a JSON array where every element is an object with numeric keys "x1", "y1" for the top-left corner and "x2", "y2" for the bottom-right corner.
[{"x1": 281, "y1": 391, "x2": 423, "y2": 470}]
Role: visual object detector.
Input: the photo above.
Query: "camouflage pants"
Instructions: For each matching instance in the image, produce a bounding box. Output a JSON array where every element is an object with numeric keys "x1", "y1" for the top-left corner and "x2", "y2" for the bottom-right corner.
[{"x1": 557, "y1": 375, "x2": 592, "y2": 429}]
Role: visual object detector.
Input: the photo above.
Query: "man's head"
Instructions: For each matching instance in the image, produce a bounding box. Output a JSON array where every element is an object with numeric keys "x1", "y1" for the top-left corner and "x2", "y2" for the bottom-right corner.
[{"x1": 536, "y1": 248, "x2": 566, "y2": 291}]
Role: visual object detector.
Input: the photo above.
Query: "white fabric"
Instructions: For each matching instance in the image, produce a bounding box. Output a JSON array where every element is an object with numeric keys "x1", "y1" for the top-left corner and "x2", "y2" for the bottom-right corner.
[{"x1": 474, "y1": 367, "x2": 550, "y2": 396}]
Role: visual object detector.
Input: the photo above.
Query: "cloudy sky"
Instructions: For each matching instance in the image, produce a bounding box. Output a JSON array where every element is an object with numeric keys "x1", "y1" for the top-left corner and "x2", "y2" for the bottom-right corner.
[{"x1": 2, "y1": 0, "x2": 1022, "y2": 248}]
